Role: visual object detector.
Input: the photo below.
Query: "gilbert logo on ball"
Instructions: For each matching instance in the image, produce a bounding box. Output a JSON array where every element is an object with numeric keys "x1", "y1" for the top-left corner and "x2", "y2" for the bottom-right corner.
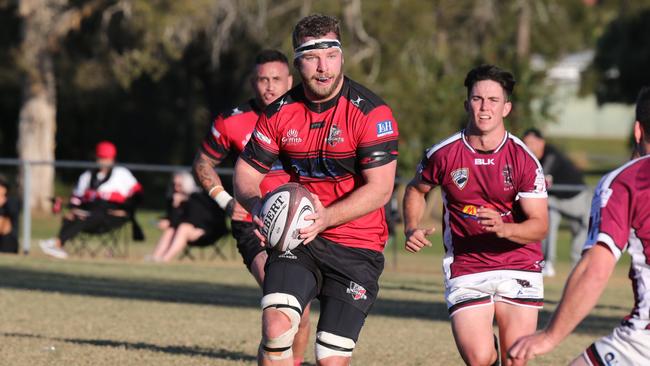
[{"x1": 260, "y1": 183, "x2": 315, "y2": 252}]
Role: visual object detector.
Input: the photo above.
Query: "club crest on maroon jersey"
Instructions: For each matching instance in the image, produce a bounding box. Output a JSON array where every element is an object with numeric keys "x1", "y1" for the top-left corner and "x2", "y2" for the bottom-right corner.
[
  {"x1": 451, "y1": 168, "x2": 469, "y2": 190},
  {"x1": 346, "y1": 281, "x2": 368, "y2": 300},
  {"x1": 502, "y1": 165, "x2": 514, "y2": 190}
]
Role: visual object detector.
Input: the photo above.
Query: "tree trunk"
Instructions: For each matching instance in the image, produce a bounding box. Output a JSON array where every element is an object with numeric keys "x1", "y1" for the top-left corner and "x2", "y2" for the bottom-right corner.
[
  {"x1": 517, "y1": 0, "x2": 531, "y2": 61},
  {"x1": 17, "y1": 0, "x2": 62, "y2": 213}
]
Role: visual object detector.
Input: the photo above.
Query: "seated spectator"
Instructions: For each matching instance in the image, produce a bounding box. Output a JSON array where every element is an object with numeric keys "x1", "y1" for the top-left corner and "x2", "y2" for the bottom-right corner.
[
  {"x1": 148, "y1": 171, "x2": 228, "y2": 262},
  {"x1": 522, "y1": 128, "x2": 591, "y2": 277},
  {"x1": 0, "y1": 175, "x2": 20, "y2": 254},
  {"x1": 39, "y1": 141, "x2": 142, "y2": 259}
]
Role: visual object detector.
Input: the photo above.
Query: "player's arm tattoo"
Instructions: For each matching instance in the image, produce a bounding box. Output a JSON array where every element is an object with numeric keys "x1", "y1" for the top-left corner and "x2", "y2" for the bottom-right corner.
[{"x1": 192, "y1": 152, "x2": 222, "y2": 192}]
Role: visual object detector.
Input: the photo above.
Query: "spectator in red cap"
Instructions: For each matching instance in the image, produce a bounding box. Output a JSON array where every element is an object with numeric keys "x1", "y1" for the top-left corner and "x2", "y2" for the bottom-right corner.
[{"x1": 40, "y1": 141, "x2": 142, "y2": 259}]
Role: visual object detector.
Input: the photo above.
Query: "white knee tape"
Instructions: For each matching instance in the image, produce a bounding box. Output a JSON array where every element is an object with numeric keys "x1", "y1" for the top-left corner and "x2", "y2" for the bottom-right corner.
[
  {"x1": 315, "y1": 331, "x2": 355, "y2": 360},
  {"x1": 260, "y1": 293, "x2": 303, "y2": 360}
]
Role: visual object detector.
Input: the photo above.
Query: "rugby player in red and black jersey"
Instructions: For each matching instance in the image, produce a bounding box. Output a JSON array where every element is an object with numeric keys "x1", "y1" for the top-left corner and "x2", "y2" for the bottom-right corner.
[
  {"x1": 403, "y1": 65, "x2": 549, "y2": 366},
  {"x1": 193, "y1": 50, "x2": 311, "y2": 366},
  {"x1": 234, "y1": 14, "x2": 398, "y2": 366}
]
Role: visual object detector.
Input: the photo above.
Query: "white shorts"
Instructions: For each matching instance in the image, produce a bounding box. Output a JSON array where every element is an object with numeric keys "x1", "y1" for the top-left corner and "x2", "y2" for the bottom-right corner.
[
  {"x1": 445, "y1": 270, "x2": 544, "y2": 317},
  {"x1": 583, "y1": 325, "x2": 650, "y2": 365}
]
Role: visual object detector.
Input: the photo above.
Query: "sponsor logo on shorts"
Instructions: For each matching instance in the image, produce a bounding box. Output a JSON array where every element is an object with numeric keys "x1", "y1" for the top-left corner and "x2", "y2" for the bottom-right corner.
[
  {"x1": 346, "y1": 281, "x2": 368, "y2": 300},
  {"x1": 515, "y1": 279, "x2": 531, "y2": 288},
  {"x1": 604, "y1": 352, "x2": 618, "y2": 365},
  {"x1": 279, "y1": 250, "x2": 297, "y2": 260},
  {"x1": 451, "y1": 168, "x2": 469, "y2": 190},
  {"x1": 376, "y1": 120, "x2": 394, "y2": 137}
]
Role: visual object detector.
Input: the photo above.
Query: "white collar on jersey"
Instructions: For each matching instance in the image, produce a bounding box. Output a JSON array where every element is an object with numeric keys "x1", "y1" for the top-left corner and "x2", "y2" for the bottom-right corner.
[{"x1": 461, "y1": 129, "x2": 509, "y2": 154}]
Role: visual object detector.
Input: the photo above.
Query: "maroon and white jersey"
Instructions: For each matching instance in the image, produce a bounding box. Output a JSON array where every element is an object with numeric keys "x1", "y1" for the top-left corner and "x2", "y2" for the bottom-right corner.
[
  {"x1": 242, "y1": 77, "x2": 399, "y2": 251},
  {"x1": 72, "y1": 166, "x2": 142, "y2": 206},
  {"x1": 417, "y1": 130, "x2": 547, "y2": 279},
  {"x1": 201, "y1": 99, "x2": 290, "y2": 222},
  {"x1": 584, "y1": 155, "x2": 650, "y2": 330}
]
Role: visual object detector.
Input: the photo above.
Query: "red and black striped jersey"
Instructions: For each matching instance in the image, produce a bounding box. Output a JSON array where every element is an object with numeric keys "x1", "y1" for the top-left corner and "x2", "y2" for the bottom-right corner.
[
  {"x1": 200, "y1": 99, "x2": 290, "y2": 222},
  {"x1": 241, "y1": 77, "x2": 399, "y2": 251}
]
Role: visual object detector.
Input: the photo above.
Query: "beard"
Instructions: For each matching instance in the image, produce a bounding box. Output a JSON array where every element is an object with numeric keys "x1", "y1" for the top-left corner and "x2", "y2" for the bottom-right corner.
[{"x1": 303, "y1": 71, "x2": 344, "y2": 101}]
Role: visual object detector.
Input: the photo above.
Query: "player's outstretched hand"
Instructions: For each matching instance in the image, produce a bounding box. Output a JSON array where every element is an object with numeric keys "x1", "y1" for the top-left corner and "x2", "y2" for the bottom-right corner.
[
  {"x1": 300, "y1": 194, "x2": 329, "y2": 245},
  {"x1": 506, "y1": 331, "x2": 557, "y2": 365},
  {"x1": 477, "y1": 206, "x2": 508, "y2": 238},
  {"x1": 404, "y1": 227, "x2": 435, "y2": 253}
]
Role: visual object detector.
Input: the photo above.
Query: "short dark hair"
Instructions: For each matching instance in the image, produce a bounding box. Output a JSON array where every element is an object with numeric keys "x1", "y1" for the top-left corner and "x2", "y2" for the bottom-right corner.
[
  {"x1": 464, "y1": 64, "x2": 516, "y2": 99},
  {"x1": 522, "y1": 127, "x2": 544, "y2": 139},
  {"x1": 254, "y1": 49, "x2": 289, "y2": 67},
  {"x1": 292, "y1": 14, "x2": 341, "y2": 49},
  {"x1": 636, "y1": 86, "x2": 650, "y2": 135}
]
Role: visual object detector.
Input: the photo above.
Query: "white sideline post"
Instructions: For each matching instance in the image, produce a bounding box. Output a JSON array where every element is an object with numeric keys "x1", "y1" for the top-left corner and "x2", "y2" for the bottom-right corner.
[{"x1": 21, "y1": 160, "x2": 31, "y2": 254}]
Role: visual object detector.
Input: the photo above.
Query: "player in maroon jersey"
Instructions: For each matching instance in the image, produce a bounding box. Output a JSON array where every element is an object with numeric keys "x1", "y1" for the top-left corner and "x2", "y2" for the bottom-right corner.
[
  {"x1": 234, "y1": 14, "x2": 398, "y2": 366},
  {"x1": 508, "y1": 87, "x2": 650, "y2": 365},
  {"x1": 403, "y1": 64, "x2": 548, "y2": 366},
  {"x1": 192, "y1": 50, "x2": 311, "y2": 366}
]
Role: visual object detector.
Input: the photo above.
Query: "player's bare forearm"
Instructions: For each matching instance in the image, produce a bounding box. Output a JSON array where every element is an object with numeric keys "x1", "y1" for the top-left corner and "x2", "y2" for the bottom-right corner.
[
  {"x1": 192, "y1": 151, "x2": 224, "y2": 193},
  {"x1": 507, "y1": 244, "x2": 617, "y2": 363},
  {"x1": 545, "y1": 244, "x2": 615, "y2": 342},
  {"x1": 403, "y1": 179, "x2": 435, "y2": 252},
  {"x1": 233, "y1": 158, "x2": 264, "y2": 213},
  {"x1": 403, "y1": 179, "x2": 430, "y2": 233},
  {"x1": 325, "y1": 161, "x2": 396, "y2": 227},
  {"x1": 501, "y1": 217, "x2": 547, "y2": 244}
]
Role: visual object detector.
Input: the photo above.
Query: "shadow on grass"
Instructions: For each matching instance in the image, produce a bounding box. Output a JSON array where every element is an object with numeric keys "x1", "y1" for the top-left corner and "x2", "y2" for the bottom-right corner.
[
  {"x1": 0, "y1": 266, "x2": 626, "y2": 334},
  {"x1": 2, "y1": 331, "x2": 256, "y2": 362}
]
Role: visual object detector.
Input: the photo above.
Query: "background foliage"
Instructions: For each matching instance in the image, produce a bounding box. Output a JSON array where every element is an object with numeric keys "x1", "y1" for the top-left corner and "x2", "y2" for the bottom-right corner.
[{"x1": 1, "y1": 0, "x2": 650, "y2": 178}]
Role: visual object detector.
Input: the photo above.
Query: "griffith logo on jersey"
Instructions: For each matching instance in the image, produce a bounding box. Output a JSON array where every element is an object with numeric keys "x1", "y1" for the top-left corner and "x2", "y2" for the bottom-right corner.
[
  {"x1": 376, "y1": 120, "x2": 394, "y2": 137},
  {"x1": 451, "y1": 168, "x2": 469, "y2": 190},
  {"x1": 281, "y1": 129, "x2": 303, "y2": 145}
]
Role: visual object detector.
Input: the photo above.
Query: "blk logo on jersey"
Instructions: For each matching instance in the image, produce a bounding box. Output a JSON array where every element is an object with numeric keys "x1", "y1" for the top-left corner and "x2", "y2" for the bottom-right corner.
[
  {"x1": 474, "y1": 158, "x2": 495, "y2": 166},
  {"x1": 281, "y1": 129, "x2": 303, "y2": 145},
  {"x1": 351, "y1": 96, "x2": 364, "y2": 107},
  {"x1": 346, "y1": 281, "x2": 368, "y2": 300},
  {"x1": 231, "y1": 107, "x2": 243, "y2": 115},
  {"x1": 451, "y1": 168, "x2": 469, "y2": 190},
  {"x1": 376, "y1": 120, "x2": 394, "y2": 137},
  {"x1": 327, "y1": 125, "x2": 344, "y2": 146}
]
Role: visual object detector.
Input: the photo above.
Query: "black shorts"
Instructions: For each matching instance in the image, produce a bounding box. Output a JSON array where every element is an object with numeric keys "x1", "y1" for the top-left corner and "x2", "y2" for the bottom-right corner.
[
  {"x1": 231, "y1": 220, "x2": 266, "y2": 269},
  {"x1": 264, "y1": 236, "x2": 384, "y2": 342}
]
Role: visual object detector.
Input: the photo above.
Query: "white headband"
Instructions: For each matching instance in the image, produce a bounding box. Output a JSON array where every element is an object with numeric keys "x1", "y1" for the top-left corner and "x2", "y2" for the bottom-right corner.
[{"x1": 294, "y1": 38, "x2": 342, "y2": 59}]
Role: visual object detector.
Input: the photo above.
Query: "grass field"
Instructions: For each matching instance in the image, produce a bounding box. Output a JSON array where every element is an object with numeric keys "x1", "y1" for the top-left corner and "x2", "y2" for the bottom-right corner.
[{"x1": 0, "y1": 214, "x2": 634, "y2": 366}]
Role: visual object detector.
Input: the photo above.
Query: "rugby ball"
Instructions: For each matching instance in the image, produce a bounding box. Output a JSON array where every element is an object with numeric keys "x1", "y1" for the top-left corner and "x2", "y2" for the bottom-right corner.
[{"x1": 259, "y1": 183, "x2": 315, "y2": 251}]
